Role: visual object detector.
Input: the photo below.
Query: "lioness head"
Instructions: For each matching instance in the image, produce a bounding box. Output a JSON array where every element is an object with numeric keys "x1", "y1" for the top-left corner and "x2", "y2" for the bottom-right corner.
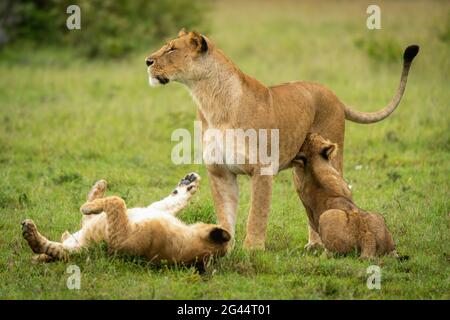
[{"x1": 145, "y1": 29, "x2": 209, "y2": 86}]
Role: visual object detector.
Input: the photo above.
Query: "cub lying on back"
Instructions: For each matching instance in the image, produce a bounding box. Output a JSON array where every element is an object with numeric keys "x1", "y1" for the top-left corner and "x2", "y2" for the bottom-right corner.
[
  {"x1": 22, "y1": 173, "x2": 231, "y2": 265},
  {"x1": 293, "y1": 133, "x2": 399, "y2": 259}
]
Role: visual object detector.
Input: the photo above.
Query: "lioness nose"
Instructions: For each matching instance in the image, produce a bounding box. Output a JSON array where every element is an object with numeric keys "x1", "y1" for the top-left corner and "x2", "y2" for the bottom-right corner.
[{"x1": 145, "y1": 57, "x2": 154, "y2": 67}]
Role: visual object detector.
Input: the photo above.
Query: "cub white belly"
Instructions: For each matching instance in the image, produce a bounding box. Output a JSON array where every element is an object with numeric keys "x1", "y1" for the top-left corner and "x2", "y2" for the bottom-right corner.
[{"x1": 127, "y1": 207, "x2": 179, "y2": 224}]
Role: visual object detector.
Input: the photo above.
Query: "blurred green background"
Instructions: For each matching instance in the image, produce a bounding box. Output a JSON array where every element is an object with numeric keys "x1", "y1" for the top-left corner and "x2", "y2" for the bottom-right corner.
[
  {"x1": 0, "y1": 0, "x2": 449, "y2": 299},
  {"x1": 0, "y1": 0, "x2": 208, "y2": 57}
]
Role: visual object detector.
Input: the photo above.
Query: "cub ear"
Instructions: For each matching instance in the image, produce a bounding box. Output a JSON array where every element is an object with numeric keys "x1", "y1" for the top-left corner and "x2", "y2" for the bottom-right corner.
[
  {"x1": 209, "y1": 227, "x2": 231, "y2": 244},
  {"x1": 321, "y1": 142, "x2": 338, "y2": 160},
  {"x1": 189, "y1": 31, "x2": 208, "y2": 53},
  {"x1": 293, "y1": 153, "x2": 307, "y2": 167},
  {"x1": 178, "y1": 28, "x2": 187, "y2": 37}
]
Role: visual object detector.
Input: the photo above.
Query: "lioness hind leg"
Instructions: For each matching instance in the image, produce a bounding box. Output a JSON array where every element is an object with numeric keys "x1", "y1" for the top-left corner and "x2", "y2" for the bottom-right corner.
[
  {"x1": 293, "y1": 167, "x2": 323, "y2": 250},
  {"x1": 311, "y1": 101, "x2": 345, "y2": 174}
]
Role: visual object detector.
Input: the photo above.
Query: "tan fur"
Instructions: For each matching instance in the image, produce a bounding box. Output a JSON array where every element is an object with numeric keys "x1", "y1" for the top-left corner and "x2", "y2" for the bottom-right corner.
[
  {"x1": 22, "y1": 174, "x2": 231, "y2": 265},
  {"x1": 293, "y1": 133, "x2": 397, "y2": 259},
  {"x1": 146, "y1": 31, "x2": 418, "y2": 250}
]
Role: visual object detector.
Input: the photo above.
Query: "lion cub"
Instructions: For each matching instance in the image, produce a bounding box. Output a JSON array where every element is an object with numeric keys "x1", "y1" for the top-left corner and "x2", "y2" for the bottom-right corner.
[
  {"x1": 293, "y1": 133, "x2": 398, "y2": 259},
  {"x1": 22, "y1": 173, "x2": 231, "y2": 265}
]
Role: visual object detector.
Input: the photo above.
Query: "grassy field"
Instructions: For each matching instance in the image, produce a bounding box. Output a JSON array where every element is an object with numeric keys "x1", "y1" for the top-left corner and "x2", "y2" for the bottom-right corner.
[{"x1": 0, "y1": 0, "x2": 449, "y2": 299}]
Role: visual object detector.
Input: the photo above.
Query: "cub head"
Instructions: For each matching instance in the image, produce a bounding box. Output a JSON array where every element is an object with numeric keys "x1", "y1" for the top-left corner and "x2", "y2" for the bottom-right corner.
[
  {"x1": 204, "y1": 226, "x2": 231, "y2": 257},
  {"x1": 145, "y1": 29, "x2": 209, "y2": 86},
  {"x1": 292, "y1": 133, "x2": 339, "y2": 189},
  {"x1": 188, "y1": 224, "x2": 231, "y2": 263}
]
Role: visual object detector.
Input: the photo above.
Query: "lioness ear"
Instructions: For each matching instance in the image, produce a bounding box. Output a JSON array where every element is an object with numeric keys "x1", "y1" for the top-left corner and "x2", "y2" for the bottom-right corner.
[
  {"x1": 209, "y1": 227, "x2": 231, "y2": 244},
  {"x1": 321, "y1": 142, "x2": 338, "y2": 160},
  {"x1": 178, "y1": 28, "x2": 187, "y2": 37},
  {"x1": 189, "y1": 31, "x2": 208, "y2": 53}
]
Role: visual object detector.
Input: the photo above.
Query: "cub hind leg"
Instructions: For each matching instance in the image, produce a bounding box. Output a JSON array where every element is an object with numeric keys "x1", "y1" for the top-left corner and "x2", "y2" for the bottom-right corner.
[
  {"x1": 31, "y1": 229, "x2": 72, "y2": 262},
  {"x1": 87, "y1": 179, "x2": 108, "y2": 201},
  {"x1": 319, "y1": 209, "x2": 358, "y2": 254},
  {"x1": 22, "y1": 219, "x2": 79, "y2": 260},
  {"x1": 82, "y1": 179, "x2": 107, "y2": 227},
  {"x1": 359, "y1": 232, "x2": 377, "y2": 259},
  {"x1": 80, "y1": 196, "x2": 133, "y2": 252},
  {"x1": 23, "y1": 181, "x2": 108, "y2": 262}
]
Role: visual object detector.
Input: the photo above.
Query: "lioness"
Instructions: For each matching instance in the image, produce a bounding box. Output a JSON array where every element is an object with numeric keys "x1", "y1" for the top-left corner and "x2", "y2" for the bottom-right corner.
[
  {"x1": 293, "y1": 133, "x2": 398, "y2": 259},
  {"x1": 145, "y1": 29, "x2": 419, "y2": 250},
  {"x1": 21, "y1": 173, "x2": 231, "y2": 265}
]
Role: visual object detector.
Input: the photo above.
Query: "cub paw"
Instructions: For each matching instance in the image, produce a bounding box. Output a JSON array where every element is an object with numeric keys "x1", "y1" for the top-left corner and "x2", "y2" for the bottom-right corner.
[
  {"x1": 304, "y1": 242, "x2": 324, "y2": 253},
  {"x1": 80, "y1": 201, "x2": 104, "y2": 215},
  {"x1": 173, "y1": 172, "x2": 201, "y2": 195},
  {"x1": 22, "y1": 219, "x2": 44, "y2": 254},
  {"x1": 87, "y1": 179, "x2": 107, "y2": 201},
  {"x1": 32, "y1": 254, "x2": 54, "y2": 264}
]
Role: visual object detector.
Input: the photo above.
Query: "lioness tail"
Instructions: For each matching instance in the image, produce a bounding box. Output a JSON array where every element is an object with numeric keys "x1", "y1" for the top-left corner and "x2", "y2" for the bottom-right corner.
[{"x1": 344, "y1": 45, "x2": 419, "y2": 124}]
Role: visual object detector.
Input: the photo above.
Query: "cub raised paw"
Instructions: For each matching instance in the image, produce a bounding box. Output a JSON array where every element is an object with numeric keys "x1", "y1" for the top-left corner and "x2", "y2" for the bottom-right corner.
[{"x1": 173, "y1": 172, "x2": 201, "y2": 195}]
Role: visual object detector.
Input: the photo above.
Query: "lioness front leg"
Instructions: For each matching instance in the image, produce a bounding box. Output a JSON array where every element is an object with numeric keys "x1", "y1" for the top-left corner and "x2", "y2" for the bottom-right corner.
[
  {"x1": 243, "y1": 174, "x2": 273, "y2": 250},
  {"x1": 207, "y1": 165, "x2": 239, "y2": 241}
]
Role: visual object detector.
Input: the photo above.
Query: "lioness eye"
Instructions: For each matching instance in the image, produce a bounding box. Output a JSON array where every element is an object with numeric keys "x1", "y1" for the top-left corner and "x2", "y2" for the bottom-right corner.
[{"x1": 168, "y1": 47, "x2": 176, "y2": 53}]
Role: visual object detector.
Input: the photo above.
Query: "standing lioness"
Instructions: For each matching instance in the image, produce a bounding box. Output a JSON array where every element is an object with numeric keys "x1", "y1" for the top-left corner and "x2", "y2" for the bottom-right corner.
[{"x1": 145, "y1": 29, "x2": 419, "y2": 250}]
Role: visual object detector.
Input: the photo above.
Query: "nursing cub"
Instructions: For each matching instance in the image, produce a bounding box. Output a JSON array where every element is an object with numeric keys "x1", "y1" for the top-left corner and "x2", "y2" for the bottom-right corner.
[
  {"x1": 22, "y1": 173, "x2": 231, "y2": 265},
  {"x1": 293, "y1": 133, "x2": 399, "y2": 259}
]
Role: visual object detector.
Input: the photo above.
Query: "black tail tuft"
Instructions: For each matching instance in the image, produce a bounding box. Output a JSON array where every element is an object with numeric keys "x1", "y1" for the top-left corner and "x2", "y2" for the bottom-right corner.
[{"x1": 403, "y1": 45, "x2": 419, "y2": 63}]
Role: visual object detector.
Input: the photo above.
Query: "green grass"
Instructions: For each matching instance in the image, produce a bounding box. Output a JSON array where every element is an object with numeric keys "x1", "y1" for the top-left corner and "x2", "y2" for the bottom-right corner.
[{"x1": 0, "y1": 0, "x2": 449, "y2": 299}]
